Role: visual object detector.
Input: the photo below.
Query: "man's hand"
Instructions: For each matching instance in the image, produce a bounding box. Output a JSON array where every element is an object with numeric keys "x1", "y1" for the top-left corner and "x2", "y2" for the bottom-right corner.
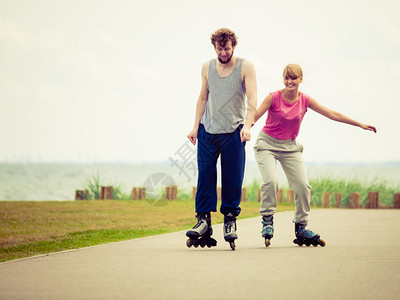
[
  {"x1": 187, "y1": 128, "x2": 198, "y2": 145},
  {"x1": 240, "y1": 126, "x2": 251, "y2": 143}
]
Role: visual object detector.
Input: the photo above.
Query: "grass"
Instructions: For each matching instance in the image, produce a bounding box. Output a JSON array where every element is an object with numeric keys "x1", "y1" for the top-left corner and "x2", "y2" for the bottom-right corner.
[
  {"x1": 246, "y1": 177, "x2": 399, "y2": 207},
  {"x1": 308, "y1": 177, "x2": 399, "y2": 207},
  {"x1": 2, "y1": 176, "x2": 397, "y2": 262},
  {"x1": 0, "y1": 199, "x2": 295, "y2": 262}
]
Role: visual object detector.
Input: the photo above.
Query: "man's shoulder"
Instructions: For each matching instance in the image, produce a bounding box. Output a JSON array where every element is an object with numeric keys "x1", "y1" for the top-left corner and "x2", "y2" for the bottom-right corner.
[
  {"x1": 240, "y1": 58, "x2": 255, "y2": 77},
  {"x1": 241, "y1": 58, "x2": 254, "y2": 69},
  {"x1": 201, "y1": 59, "x2": 213, "y2": 71}
]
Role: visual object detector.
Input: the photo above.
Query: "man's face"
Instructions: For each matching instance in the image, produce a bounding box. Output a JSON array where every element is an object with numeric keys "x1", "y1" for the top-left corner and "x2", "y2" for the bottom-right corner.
[{"x1": 215, "y1": 40, "x2": 234, "y2": 64}]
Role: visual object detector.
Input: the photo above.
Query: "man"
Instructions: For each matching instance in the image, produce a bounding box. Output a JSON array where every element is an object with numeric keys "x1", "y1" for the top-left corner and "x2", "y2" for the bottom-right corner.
[{"x1": 186, "y1": 28, "x2": 257, "y2": 250}]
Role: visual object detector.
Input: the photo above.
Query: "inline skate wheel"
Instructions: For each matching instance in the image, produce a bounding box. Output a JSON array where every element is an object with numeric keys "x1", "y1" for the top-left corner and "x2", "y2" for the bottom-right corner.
[
  {"x1": 186, "y1": 239, "x2": 192, "y2": 248},
  {"x1": 265, "y1": 239, "x2": 270, "y2": 247},
  {"x1": 294, "y1": 239, "x2": 303, "y2": 246},
  {"x1": 229, "y1": 241, "x2": 235, "y2": 251},
  {"x1": 319, "y1": 239, "x2": 326, "y2": 247}
]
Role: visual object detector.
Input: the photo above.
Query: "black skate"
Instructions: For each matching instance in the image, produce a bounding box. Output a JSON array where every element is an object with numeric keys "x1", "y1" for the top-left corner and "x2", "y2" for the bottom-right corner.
[
  {"x1": 224, "y1": 213, "x2": 237, "y2": 251},
  {"x1": 261, "y1": 215, "x2": 274, "y2": 247},
  {"x1": 186, "y1": 213, "x2": 217, "y2": 249},
  {"x1": 293, "y1": 223, "x2": 326, "y2": 247}
]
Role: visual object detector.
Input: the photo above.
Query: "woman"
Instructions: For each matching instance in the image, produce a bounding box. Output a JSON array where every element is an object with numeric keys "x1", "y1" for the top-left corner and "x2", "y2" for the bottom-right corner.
[{"x1": 253, "y1": 64, "x2": 376, "y2": 247}]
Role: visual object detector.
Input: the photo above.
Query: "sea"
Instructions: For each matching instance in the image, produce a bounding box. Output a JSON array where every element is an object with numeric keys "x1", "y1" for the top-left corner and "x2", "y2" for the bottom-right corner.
[{"x1": 0, "y1": 162, "x2": 399, "y2": 201}]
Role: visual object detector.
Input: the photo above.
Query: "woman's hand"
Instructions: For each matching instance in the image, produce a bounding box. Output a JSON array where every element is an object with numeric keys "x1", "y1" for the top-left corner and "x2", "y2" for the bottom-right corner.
[{"x1": 360, "y1": 124, "x2": 377, "y2": 133}]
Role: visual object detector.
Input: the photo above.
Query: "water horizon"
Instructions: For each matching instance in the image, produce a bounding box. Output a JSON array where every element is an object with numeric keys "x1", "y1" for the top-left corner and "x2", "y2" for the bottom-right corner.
[{"x1": 1, "y1": 162, "x2": 399, "y2": 201}]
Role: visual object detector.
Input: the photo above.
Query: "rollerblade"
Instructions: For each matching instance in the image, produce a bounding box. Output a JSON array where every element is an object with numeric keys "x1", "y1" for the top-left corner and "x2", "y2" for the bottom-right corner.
[
  {"x1": 224, "y1": 213, "x2": 237, "y2": 251},
  {"x1": 186, "y1": 212, "x2": 217, "y2": 249},
  {"x1": 261, "y1": 215, "x2": 274, "y2": 247},
  {"x1": 293, "y1": 223, "x2": 326, "y2": 247}
]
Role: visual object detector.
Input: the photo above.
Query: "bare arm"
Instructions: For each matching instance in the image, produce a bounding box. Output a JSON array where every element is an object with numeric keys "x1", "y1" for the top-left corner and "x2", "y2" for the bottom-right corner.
[
  {"x1": 254, "y1": 94, "x2": 273, "y2": 124},
  {"x1": 308, "y1": 97, "x2": 377, "y2": 133},
  {"x1": 187, "y1": 62, "x2": 209, "y2": 145},
  {"x1": 242, "y1": 60, "x2": 257, "y2": 128},
  {"x1": 240, "y1": 60, "x2": 257, "y2": 142}
]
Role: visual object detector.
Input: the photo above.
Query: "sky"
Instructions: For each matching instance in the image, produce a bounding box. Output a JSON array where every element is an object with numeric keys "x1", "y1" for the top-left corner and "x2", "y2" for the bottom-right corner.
[{"x1": 1, "y1": 0, "x2": 399, "y2": 164}]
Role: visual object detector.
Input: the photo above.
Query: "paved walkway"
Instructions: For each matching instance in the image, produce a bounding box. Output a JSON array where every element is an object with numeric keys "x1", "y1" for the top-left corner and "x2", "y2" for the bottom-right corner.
[{"x1": 1, "y1": 209, "x2": 400, "y2": 300}]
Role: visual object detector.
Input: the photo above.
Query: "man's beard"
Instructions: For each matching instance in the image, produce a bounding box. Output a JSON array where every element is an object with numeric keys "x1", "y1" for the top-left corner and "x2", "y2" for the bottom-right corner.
[{"x1": 218, "y1": 53, "x2": 233, "y2": 64}]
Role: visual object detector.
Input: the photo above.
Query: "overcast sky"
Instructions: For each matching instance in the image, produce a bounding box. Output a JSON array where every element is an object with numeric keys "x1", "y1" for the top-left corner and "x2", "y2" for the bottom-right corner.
[{"x1": 1, "y1": 0, "x2": 399, "y2": 164}]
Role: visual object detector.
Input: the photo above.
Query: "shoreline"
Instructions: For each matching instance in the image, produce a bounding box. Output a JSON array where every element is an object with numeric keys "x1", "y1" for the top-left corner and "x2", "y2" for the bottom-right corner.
[{"x1": 1, "y1": 162, "x2": 399, "y2": 201}]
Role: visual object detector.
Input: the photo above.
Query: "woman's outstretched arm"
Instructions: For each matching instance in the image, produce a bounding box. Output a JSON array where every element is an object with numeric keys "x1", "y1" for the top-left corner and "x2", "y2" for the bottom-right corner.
[{"x1": 308, "y1": 97, "x2": 377, "y2": 133}]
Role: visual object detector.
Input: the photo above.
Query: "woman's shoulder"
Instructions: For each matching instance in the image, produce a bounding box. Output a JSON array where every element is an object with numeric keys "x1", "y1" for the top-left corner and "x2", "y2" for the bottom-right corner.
[
  {"x1": 270, "y1": 90, "x2": 282, "y2": 98},
  {"x1": 299, "y1": 91, "x2": 310, "y2": 106},
  {"x1": 299, "y1": 90, "x2": 309, "y2": 97},
  {"x1": 267, "y1": 90, "x2": 282, "y2": 109}
]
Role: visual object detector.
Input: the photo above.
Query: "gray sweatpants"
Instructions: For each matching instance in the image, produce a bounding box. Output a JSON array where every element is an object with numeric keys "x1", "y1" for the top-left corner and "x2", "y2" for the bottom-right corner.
[{"x1": 254, "y1": 131, "x2": 311, "y2": 225}]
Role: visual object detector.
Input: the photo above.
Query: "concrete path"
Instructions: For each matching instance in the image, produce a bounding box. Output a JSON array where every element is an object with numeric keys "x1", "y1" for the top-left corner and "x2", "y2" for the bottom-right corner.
[{"x1": 1, "y1": 209, "x2": 400, "y2": 300}]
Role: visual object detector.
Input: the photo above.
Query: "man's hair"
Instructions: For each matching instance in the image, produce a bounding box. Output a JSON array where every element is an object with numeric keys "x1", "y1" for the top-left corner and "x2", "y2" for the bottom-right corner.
[{"x1": 210, "y1": 28, "x2": 238, "y2": 48}]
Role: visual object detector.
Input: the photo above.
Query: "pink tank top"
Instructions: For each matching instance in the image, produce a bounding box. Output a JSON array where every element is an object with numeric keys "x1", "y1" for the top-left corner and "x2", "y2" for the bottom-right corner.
[{"x1": 262, "y1": 90, "x2": 309, "y2": 140}]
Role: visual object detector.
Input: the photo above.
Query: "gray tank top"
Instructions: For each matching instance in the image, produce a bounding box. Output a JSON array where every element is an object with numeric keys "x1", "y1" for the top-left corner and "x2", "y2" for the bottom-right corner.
[{"x1": 201, "y1": 58, "x2": 246, "y2": 134}]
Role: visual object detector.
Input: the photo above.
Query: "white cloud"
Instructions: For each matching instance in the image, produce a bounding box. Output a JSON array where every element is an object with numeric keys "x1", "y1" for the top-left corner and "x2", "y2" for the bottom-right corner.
[
  {"x1": 97, "y1": 31, "x2": 116, "y2": 48},
  {"x1": 132, "y1": 66, "x2": 160, "y2": 81},
  {"x1": 0, "y1": 0, "x2": 399, "y2": 163},
  {"x1": 0, "y1": 19, "x2": 31, "y2": 50},
  {"x1": 35, "y1": 27, "x2": 65, "y2": 51}
]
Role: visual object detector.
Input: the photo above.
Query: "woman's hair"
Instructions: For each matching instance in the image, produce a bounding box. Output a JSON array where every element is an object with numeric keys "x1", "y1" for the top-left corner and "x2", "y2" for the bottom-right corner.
[
  {"x1": 283, "y1": 64, "x2": 303, "y2": 79},
  {"x1": 210, "y1": 28, "x2": 238, "y2": 48}
]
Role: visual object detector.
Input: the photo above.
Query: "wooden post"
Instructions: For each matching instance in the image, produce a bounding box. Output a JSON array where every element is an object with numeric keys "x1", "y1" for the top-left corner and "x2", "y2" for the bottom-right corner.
[
  {"x1": 132, "y1": 187, "x2": 145, "y2": 200},
  {"x1": 75, "y1": 190, "x2": 89, "y2": 200},
  {"x1": 100, "y1": 186, "x2": 113, "y2": 200},
  {"x1": 131, "y1": 187, "x2": 137, "y2": 200},
  {"x1": 367, "y1": 192, "x2": 379, "y2": 209},
  {"x1": 192, "y1": 186, "x2": 197, "y2": 200},
  {"x1": 349, "y1": 192, "x2": 360, "y2": 208},
  {"x1": 374, "y1": 191, "x2": 379, "y2": 208},
  {"x1": 136, "y1": 187, "x2": 145, "y2": 200},
  {"x1": 286, "y1": 189, "x2": 294, "y2": 203},
  {"x1": 257, "y1": 187, "x2": 261, "y2": 202},
  {"x1": 277, "y1": 189, "x2": 283, "y2": 203},
  {"x1": 335, "y1": 193, "x2": 342, "y2": 208},
  {"x1": 166, "y1": 186, "x2": 177, "y2": 200},
  {"x1": 165, "y1": 186, "x2": 171, "y2": 200},
  {"x1": 323, "y1": 192, "x2": 330, "y2": 208},
  {"x1": 394, "y1": 193, "x2": 400, "y2": 209},
  {"x1": 241, "y1": 188, "x2": 246, "y2": 202}
]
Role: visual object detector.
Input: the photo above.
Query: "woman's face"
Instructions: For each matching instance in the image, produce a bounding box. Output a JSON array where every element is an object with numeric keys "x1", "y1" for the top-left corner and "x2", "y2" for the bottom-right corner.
[{"x1": 283, "y1": 74, "x2": 302, "y2": 90}]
